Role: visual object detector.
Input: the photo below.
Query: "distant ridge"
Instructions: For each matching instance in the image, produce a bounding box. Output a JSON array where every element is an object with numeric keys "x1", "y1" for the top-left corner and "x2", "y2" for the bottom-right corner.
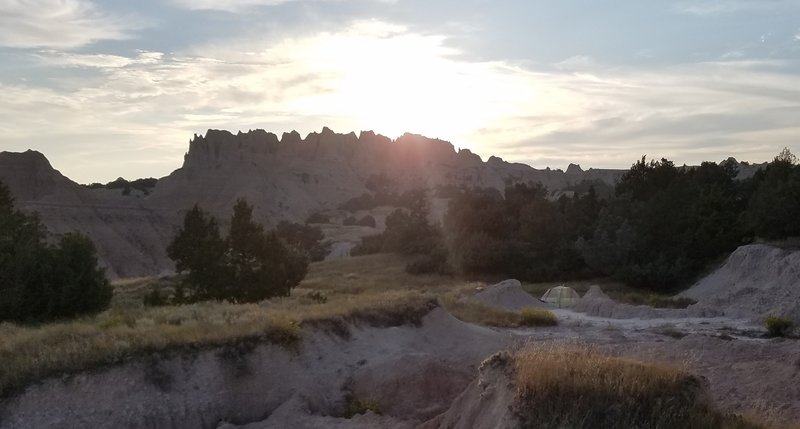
[{"x1": 3, "y1": 127, "x2": 760, "y2": 278}]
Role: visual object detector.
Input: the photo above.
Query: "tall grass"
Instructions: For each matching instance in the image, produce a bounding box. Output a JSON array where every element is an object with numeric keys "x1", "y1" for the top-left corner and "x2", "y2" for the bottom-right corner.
[
  {"x1": 441, "y1": 296, "x2": 557, "y2": 328},
  {"x1": 512, "y1": 344, "x2": 763, "y2": 429}
]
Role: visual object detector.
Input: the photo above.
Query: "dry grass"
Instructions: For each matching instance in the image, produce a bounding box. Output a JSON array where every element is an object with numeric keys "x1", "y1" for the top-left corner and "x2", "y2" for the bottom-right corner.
[
  {"x1": 512, "y1": 344, "x2": 764, "y2": 429},
  {"x1": 441, "y1": 296, "x2": 557, "y2": 328},
  {"x1": 0, "y1": 254, "x2": 452, "y2": 397},
  {"x1": 519, "y1": 307, "x2": 558, "y2": 327}
]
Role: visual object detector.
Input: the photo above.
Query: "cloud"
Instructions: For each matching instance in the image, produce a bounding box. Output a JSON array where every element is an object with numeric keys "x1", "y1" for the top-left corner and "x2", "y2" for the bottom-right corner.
[
  {"x1": 3, "y1": 19, "x2": 799, "y2": 182},
  {"x1": 0, "y1": 0, "x2": 140, "y2": 49},
  {"x1": 170, "y1": 0, "x2": 397, "y2": 12},
  {"x1": 674, "y1": 0, "x2": 795, "y2": 16}
]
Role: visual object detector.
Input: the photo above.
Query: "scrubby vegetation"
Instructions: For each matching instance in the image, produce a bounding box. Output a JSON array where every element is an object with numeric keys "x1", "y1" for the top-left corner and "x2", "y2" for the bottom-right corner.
[
  {"x1": 764, "y1": 316, "x2": 794, "y2": 338},
  {"x1": 0, "y1": 254, "x2": 475, "y2": 397},
  {"x1": 512, "y1": 344, "x2": 765, "y2": 429},
  {"x1": 166, "y1": 199, "x2": 310, "y2": 304},
  {"x1": 0, "y1": 180, "x2": 111, "y2": 323},
  {"x1": 343, "y1": 394, "x2": 382, "y2": 418},
  {"x1": 441, "y1": 296, "x2": 557, "y2": 328},
  {"x1": 351, "y1": 189, "x2": 451, "y2": 275},
  {"x1": 84, "y1": 177, "x2": 158, "y2": 195}
]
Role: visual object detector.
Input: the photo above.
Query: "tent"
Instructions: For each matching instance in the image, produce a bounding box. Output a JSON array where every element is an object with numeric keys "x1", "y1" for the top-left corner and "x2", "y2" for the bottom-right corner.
[{"x1": 540, "y1": 286, "x2": 580, "y2": 308}]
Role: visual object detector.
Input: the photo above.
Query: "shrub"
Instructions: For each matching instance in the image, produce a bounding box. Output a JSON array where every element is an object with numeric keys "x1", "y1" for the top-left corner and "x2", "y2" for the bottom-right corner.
[
  {"x1": 356, "y1": 215, "x2": 376, "y2": 228},
  {"x1": 343, "y1": 216, "x2": 358, "y2": 226},
  {"x1": 764, "y1": 316, "x2": 794, "y2": 338},
  {"x1": 306, "y1": 290, "x2": 328, "y2": 304},
  {"x1": 519, "y1": 308, "x2": 558, "y2": 327},
  {"x1": 405, "y1": 246, "x2": 451, "y2": 275},
  {"x1": 143, "y1": 287, "x2": 168, "y2": 307},
  {"x1": 0, "y1": 181, "x2": 111, "y2": 323},
  {"x1": 167, "y1": 200, "x2": 308, "y2": 304},
  {"x1": 622, "y1": 293, "x2": 697, "y2": 309},
  {"x1": 306, "y1": 212, "x2": 330, "y2": 224},
  {"x1": 343, "y1": 394, "x2": 382, "y2": 418}
]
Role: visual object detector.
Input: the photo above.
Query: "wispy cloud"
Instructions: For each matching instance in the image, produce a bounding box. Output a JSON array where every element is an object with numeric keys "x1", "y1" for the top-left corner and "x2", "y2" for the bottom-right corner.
[
  {"x1": 0, "y1": 0, "x2": 142, "y2": 49},
  {"x1": 3, "y1": 19, "x2": 799, "y2": 182},
  {"x1": 674, "y1": 0, "x2": 793, "y2": 16},
  {"x1": 170, "y1": 0, "x2": 397, "y2": 12}
]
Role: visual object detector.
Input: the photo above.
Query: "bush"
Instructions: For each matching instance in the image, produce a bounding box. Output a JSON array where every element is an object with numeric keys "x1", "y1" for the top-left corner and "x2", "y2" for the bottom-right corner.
[
  {"x1": 343, "y1": 216, "x2": 358, "y2": 226},
  {"x1": 356, "y1": 215, "x2": 376, "y2": 228},
  {"x1": 404, "y1": 246, "x2": 451, "y2": 275},
  {"x1": 622, "y1": 293, "x2": 697, "y2": 309},
  {"x1": 0, "y1": 181, "x2": 111, "y2": 323},
  {"x1": 519, "y1": 308, "x2": 558, "y2": 326},
  {"x1": 168, "y1": 200, "x2": 309, "y2": 304},
  {"x1": 306, "y1": 212, "x2": 330, "y2": 224},
  {"x1": 343, "y1": 394, "x2": 382, "y2": 418},
  {"x1": 764, "y1": 316, "x2": 794, "y2": 338}
]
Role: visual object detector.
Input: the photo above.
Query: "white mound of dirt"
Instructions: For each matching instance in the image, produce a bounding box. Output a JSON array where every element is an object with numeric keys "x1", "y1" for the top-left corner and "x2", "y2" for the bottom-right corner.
[
  {"x1": 467, "y1": 279, "x2": 554, "y2": 312},
  {"x1": 420, "y1": 352, "x2": 519, "y2": 429},
  {"x1": 681, "y1": 244, "x2": 800, "y2": 322}
]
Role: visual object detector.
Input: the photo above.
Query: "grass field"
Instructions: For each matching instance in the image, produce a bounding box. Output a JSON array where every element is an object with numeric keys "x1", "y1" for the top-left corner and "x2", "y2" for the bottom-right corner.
[
  {"x1": 513, "y1": 344, "x2": 771, "y2": 429},
  {"x1": 0, "y1": 254, "x2": 551, "y2": 397}
]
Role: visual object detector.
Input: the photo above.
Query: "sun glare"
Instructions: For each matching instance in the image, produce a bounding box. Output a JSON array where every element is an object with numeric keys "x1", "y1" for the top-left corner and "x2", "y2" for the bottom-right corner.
[{"x1": 284, "y1": 21, "x2": 543, "y2": 146}]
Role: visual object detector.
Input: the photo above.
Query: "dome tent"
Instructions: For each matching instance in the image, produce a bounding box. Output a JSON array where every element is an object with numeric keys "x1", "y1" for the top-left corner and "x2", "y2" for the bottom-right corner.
[{"x1": 541, "y1": 286, "x2": 580, "y2": 308}]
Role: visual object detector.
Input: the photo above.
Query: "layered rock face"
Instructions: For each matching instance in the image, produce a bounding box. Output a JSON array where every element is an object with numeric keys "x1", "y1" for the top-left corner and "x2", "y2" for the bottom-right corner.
[{"x1": 1, "y1": 128, "x2": 624, "y2": 278}]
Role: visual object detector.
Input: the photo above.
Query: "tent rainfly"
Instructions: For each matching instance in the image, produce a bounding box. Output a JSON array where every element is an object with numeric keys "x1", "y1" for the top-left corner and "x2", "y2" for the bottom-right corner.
[{"x1": 540, "y1": 286, "x2": 580, "y2": 308}]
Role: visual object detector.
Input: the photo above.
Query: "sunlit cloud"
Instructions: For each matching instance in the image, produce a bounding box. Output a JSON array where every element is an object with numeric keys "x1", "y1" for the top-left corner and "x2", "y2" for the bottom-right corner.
[
  {"x1": 3, "y1": 19, "x2": 799, "y2": 183},
  {"x1": 0, "y1": 0, "x2": 141, "y2": 48}
]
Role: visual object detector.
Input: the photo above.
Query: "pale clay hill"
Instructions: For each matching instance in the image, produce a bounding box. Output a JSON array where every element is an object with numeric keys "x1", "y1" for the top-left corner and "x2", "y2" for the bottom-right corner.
[{"x1": 0, "y1": 127, "x2": 760, "y2": 279}]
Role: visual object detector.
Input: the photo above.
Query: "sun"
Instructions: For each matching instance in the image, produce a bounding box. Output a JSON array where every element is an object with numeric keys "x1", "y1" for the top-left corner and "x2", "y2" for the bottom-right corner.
[{"x1": 286, "y1": 20, "x2": 541, "y2": 148}]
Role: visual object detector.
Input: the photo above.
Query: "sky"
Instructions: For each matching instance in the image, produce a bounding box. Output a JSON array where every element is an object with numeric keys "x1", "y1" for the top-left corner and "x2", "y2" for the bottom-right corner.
[{"x1": 1, "y1": 0, "x2": 799, "y2": 183}]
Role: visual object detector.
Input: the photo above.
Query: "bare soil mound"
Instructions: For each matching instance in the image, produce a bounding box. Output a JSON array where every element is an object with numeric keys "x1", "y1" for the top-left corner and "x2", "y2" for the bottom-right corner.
[
  {"x1": 681, "y1": 244, "x2": 800, "y2": 322},
  {"x1": 419, "y1": 352, "x2": 519, "y2": 429},
  {"x1": 468, "y1": 280, "x2": 554, "y2": 312}
]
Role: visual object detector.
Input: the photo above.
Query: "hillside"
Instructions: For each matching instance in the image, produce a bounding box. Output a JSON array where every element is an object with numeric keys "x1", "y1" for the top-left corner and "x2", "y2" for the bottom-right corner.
[{"x1": 0, "y1": 128, "x2": 623, "y2": 278}]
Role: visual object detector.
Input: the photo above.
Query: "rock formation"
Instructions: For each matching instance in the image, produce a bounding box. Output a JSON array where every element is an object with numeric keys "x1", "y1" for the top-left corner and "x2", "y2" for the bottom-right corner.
[{"x1": 0, "y1": 127, "x2": 628, "y2": 278}]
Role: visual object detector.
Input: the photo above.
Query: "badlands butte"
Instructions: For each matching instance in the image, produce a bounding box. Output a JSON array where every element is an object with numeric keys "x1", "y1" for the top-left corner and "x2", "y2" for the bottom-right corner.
[{"x1": 0, "y1": 127, "x2": 629, "y2": 278}]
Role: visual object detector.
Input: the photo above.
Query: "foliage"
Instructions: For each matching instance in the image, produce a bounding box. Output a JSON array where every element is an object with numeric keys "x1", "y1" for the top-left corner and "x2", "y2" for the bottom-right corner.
[
  {"x1": 343, "y1": 394, "x2": 382, "y2": 418},
  {"x1": 444, "y1": 183, "x2": 602, "y2": 282},
  {"x1": 512, "y1": 345, "x2": 764, "y2": 429},
  {"x1": 0, "y1": 180, "x2": 111, "y2": 323},
  {"x1": 84, "y1": 177, "x2": 158, "y2": 195},
  {"x1": 519, "y1": 307, "x2": 558, "y2": 326},
  {"x1": 352, "y1": 189, "x2": 447, "y2": 265},
  {"x1": 275, "y1": 221, "x2": 330, "y2": 262},
  {"x1": 580, "y1": 158, "x2": 744, "y2": 292},
  {"x1": 167, "y1": 200, "x2": 309, "y2": 304},
  {"x1": 404, "y1": 245, "x2": 451, "y2": 275},
  {"x1": 356, "y1": 215, "x2": 376, "y2": 228},
  {"x1": 744, "y1": 149, "x2": 800, "y2": 240},
  {"x1": 166, "y1": 205, "x2": 226, "y2": 300},
  {"x1": 764, "y1": 316, "x2": 794, "y2": 338},
  {"x1": 305, "y1": 212, "x2": 330, "y2": 224},
  {"x1": 622, "y1": 293, "x2": 697, "y2": 309}
]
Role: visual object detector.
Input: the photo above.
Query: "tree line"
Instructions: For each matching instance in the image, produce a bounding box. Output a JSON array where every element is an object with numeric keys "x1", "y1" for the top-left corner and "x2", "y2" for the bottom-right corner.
[{"x1": 358, "y1": 149, "x2": 800, "y2": 293}]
